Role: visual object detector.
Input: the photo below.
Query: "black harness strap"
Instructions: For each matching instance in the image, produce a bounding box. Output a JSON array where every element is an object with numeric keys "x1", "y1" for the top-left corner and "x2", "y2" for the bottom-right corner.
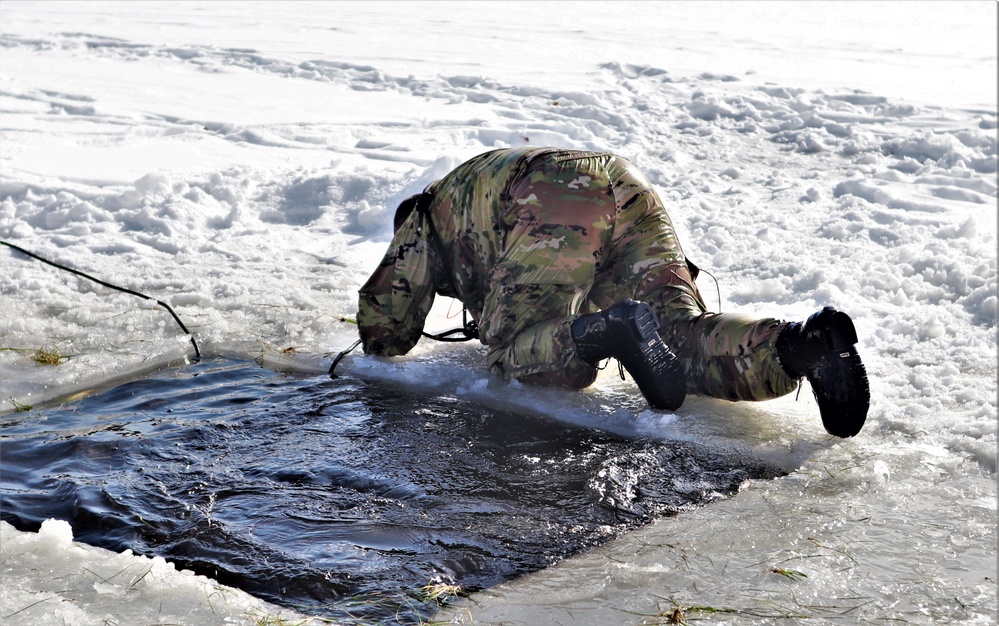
[{"x1": 422, "y1": 306, "x2": 479, "y2": 342}]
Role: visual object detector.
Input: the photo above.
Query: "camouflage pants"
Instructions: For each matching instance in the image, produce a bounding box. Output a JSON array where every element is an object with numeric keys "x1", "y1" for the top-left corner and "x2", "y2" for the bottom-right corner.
[{"x1": 485, "y1": 151, "x2": 798, "y2": 403}]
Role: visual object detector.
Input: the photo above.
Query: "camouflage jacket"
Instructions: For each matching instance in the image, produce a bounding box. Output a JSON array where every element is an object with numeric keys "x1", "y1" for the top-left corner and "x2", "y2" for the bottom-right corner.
[{"x1": 357, "y1": 147, "x2": 570, "y2": 356}]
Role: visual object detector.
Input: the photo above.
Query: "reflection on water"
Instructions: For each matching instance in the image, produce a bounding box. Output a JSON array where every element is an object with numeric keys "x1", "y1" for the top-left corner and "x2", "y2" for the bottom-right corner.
[{"x1": 0, "y1": 358, "x2": 785, "y2": 623}]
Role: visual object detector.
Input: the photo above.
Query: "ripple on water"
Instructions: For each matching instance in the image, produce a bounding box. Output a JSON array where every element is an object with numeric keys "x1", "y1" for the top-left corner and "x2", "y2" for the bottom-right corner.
[{"x1": 0, "y1": 357, "x2": 785, "y2": 623}]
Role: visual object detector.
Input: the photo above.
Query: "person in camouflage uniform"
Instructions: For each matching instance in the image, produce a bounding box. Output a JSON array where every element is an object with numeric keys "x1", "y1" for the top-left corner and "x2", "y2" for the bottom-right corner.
[{"x1": 357, "y1": 147, "x2": 870, "y2": 437}]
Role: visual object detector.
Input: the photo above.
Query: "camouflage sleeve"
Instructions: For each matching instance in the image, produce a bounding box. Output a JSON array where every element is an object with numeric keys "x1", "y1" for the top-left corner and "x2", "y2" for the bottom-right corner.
[{"x1": 356, "y1": 216, "x2": 438, "y2": 356}]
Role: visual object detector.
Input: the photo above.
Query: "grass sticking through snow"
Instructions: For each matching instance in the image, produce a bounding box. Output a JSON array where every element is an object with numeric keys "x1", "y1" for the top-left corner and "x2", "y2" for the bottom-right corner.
[{"x1": 8, "y1": 397, "x2": 32, "y2": 412}]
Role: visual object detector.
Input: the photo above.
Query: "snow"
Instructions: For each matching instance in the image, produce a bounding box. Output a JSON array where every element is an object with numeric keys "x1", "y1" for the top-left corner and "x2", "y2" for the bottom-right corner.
[
  {"x1": 1, "y1": 1, "x2": 996, "y2": 625},
  {"x1": 0, "y1": 519, "x2": 322, "y2": 625}
]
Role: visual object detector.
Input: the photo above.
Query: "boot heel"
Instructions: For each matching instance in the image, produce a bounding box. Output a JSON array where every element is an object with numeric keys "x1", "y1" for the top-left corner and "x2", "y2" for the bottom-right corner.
[
  {"x1": 629, "y1": 302, "x2": 662, "y2": 342},
  {"x1": 819, "y1": 307, "x2": 858, "y2": 350}
]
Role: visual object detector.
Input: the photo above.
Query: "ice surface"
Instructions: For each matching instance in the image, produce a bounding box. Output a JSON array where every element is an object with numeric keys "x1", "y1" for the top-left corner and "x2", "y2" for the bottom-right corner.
[
  {"x1": 0, "y1": 519, "x2": 321, "y2": 626},
  {"x1": 1, "y1": 1, "x2": 996, "y2": 625}
]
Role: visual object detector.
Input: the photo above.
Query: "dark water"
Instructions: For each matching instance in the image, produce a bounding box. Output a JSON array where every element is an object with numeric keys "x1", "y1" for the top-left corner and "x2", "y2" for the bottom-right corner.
[{"x1": 1, "y1": 358, "x2": 785, "y2": 623}]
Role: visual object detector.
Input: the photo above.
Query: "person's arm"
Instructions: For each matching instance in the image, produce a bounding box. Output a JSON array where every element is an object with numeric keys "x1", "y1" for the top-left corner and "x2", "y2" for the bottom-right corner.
[{"x1": 356, "y1": 216, "x2": 438, "y2": 356}]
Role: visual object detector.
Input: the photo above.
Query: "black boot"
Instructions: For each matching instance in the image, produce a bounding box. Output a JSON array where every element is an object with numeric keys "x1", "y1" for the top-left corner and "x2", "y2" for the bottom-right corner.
[
  {"x1": 776, "y1": 307, "x2": 870, "y2": 438},
  {"x1": 571, "y1": 299, "x2": 686, "y2": 411}
]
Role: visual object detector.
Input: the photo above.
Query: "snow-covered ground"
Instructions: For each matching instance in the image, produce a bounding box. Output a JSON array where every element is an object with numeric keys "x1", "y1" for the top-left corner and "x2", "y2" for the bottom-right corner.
[{"x1": 1, "y1": 1, "x2": 995, "y2": 624}]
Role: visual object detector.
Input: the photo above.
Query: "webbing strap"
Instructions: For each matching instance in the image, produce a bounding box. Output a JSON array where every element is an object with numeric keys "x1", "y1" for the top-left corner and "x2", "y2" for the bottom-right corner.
[{"x1": 421, "y1": 306, "x2": 479, "y2": 342}]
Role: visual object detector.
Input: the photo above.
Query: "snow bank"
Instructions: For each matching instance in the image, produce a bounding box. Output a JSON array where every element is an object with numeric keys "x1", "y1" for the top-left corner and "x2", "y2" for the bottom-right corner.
[{"x1": 0, "y1": 520, "x2": 321, "y2": 626}]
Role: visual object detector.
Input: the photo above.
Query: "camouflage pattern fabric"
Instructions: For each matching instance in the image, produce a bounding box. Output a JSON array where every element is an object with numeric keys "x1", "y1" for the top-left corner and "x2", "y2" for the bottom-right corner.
[{"x1": 357, "y1": 147, "x2": 798, "y2": 402}]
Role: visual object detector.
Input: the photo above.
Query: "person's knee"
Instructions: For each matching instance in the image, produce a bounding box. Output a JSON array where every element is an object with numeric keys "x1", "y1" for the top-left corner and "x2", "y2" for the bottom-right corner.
[{"x1": 637, "y1": 263, "x2": 708, "y2": 319}]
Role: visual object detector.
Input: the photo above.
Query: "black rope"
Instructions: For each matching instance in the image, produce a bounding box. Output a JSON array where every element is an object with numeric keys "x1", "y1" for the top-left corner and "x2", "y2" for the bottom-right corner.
[
  {"x1": 420, "y1": 326, "x2": 477, "y2": 342},
  {"x1": 327, "y1": 337, "x2": 361, "y2": 379},
  {"x1": 686, "y1": 257, "x2": 722, "y2": 313},
  {"x1": 421, "y1": 306, "x2": 478, "y2": 342},
  {"x1": 328, "y1": 303, "x2": 478, "y2": 379},
  {"x1": 698, "y1": 266, "x2": 723, "y2": 313},
  {"x1": 1, "y1": 240, "x2": 201, "y2": 361}
]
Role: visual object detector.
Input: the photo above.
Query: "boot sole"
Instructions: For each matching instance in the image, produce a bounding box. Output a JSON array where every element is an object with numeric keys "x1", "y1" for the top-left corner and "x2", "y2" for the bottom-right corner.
[
  {"x1": 619, "y1": 302, "x2": 686, "y2": 411},
  {"x1": 812, "y1": 348, "x2": 870, "y2": 438},
  {"x1": 808, "y1": 309, "x2": 869, "y2": 437}
]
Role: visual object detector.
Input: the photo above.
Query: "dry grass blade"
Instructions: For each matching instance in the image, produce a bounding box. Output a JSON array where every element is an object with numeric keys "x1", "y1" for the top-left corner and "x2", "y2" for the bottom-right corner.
[{"x1": 31, "y1": 348, "x2": 71, "y2": 365}]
